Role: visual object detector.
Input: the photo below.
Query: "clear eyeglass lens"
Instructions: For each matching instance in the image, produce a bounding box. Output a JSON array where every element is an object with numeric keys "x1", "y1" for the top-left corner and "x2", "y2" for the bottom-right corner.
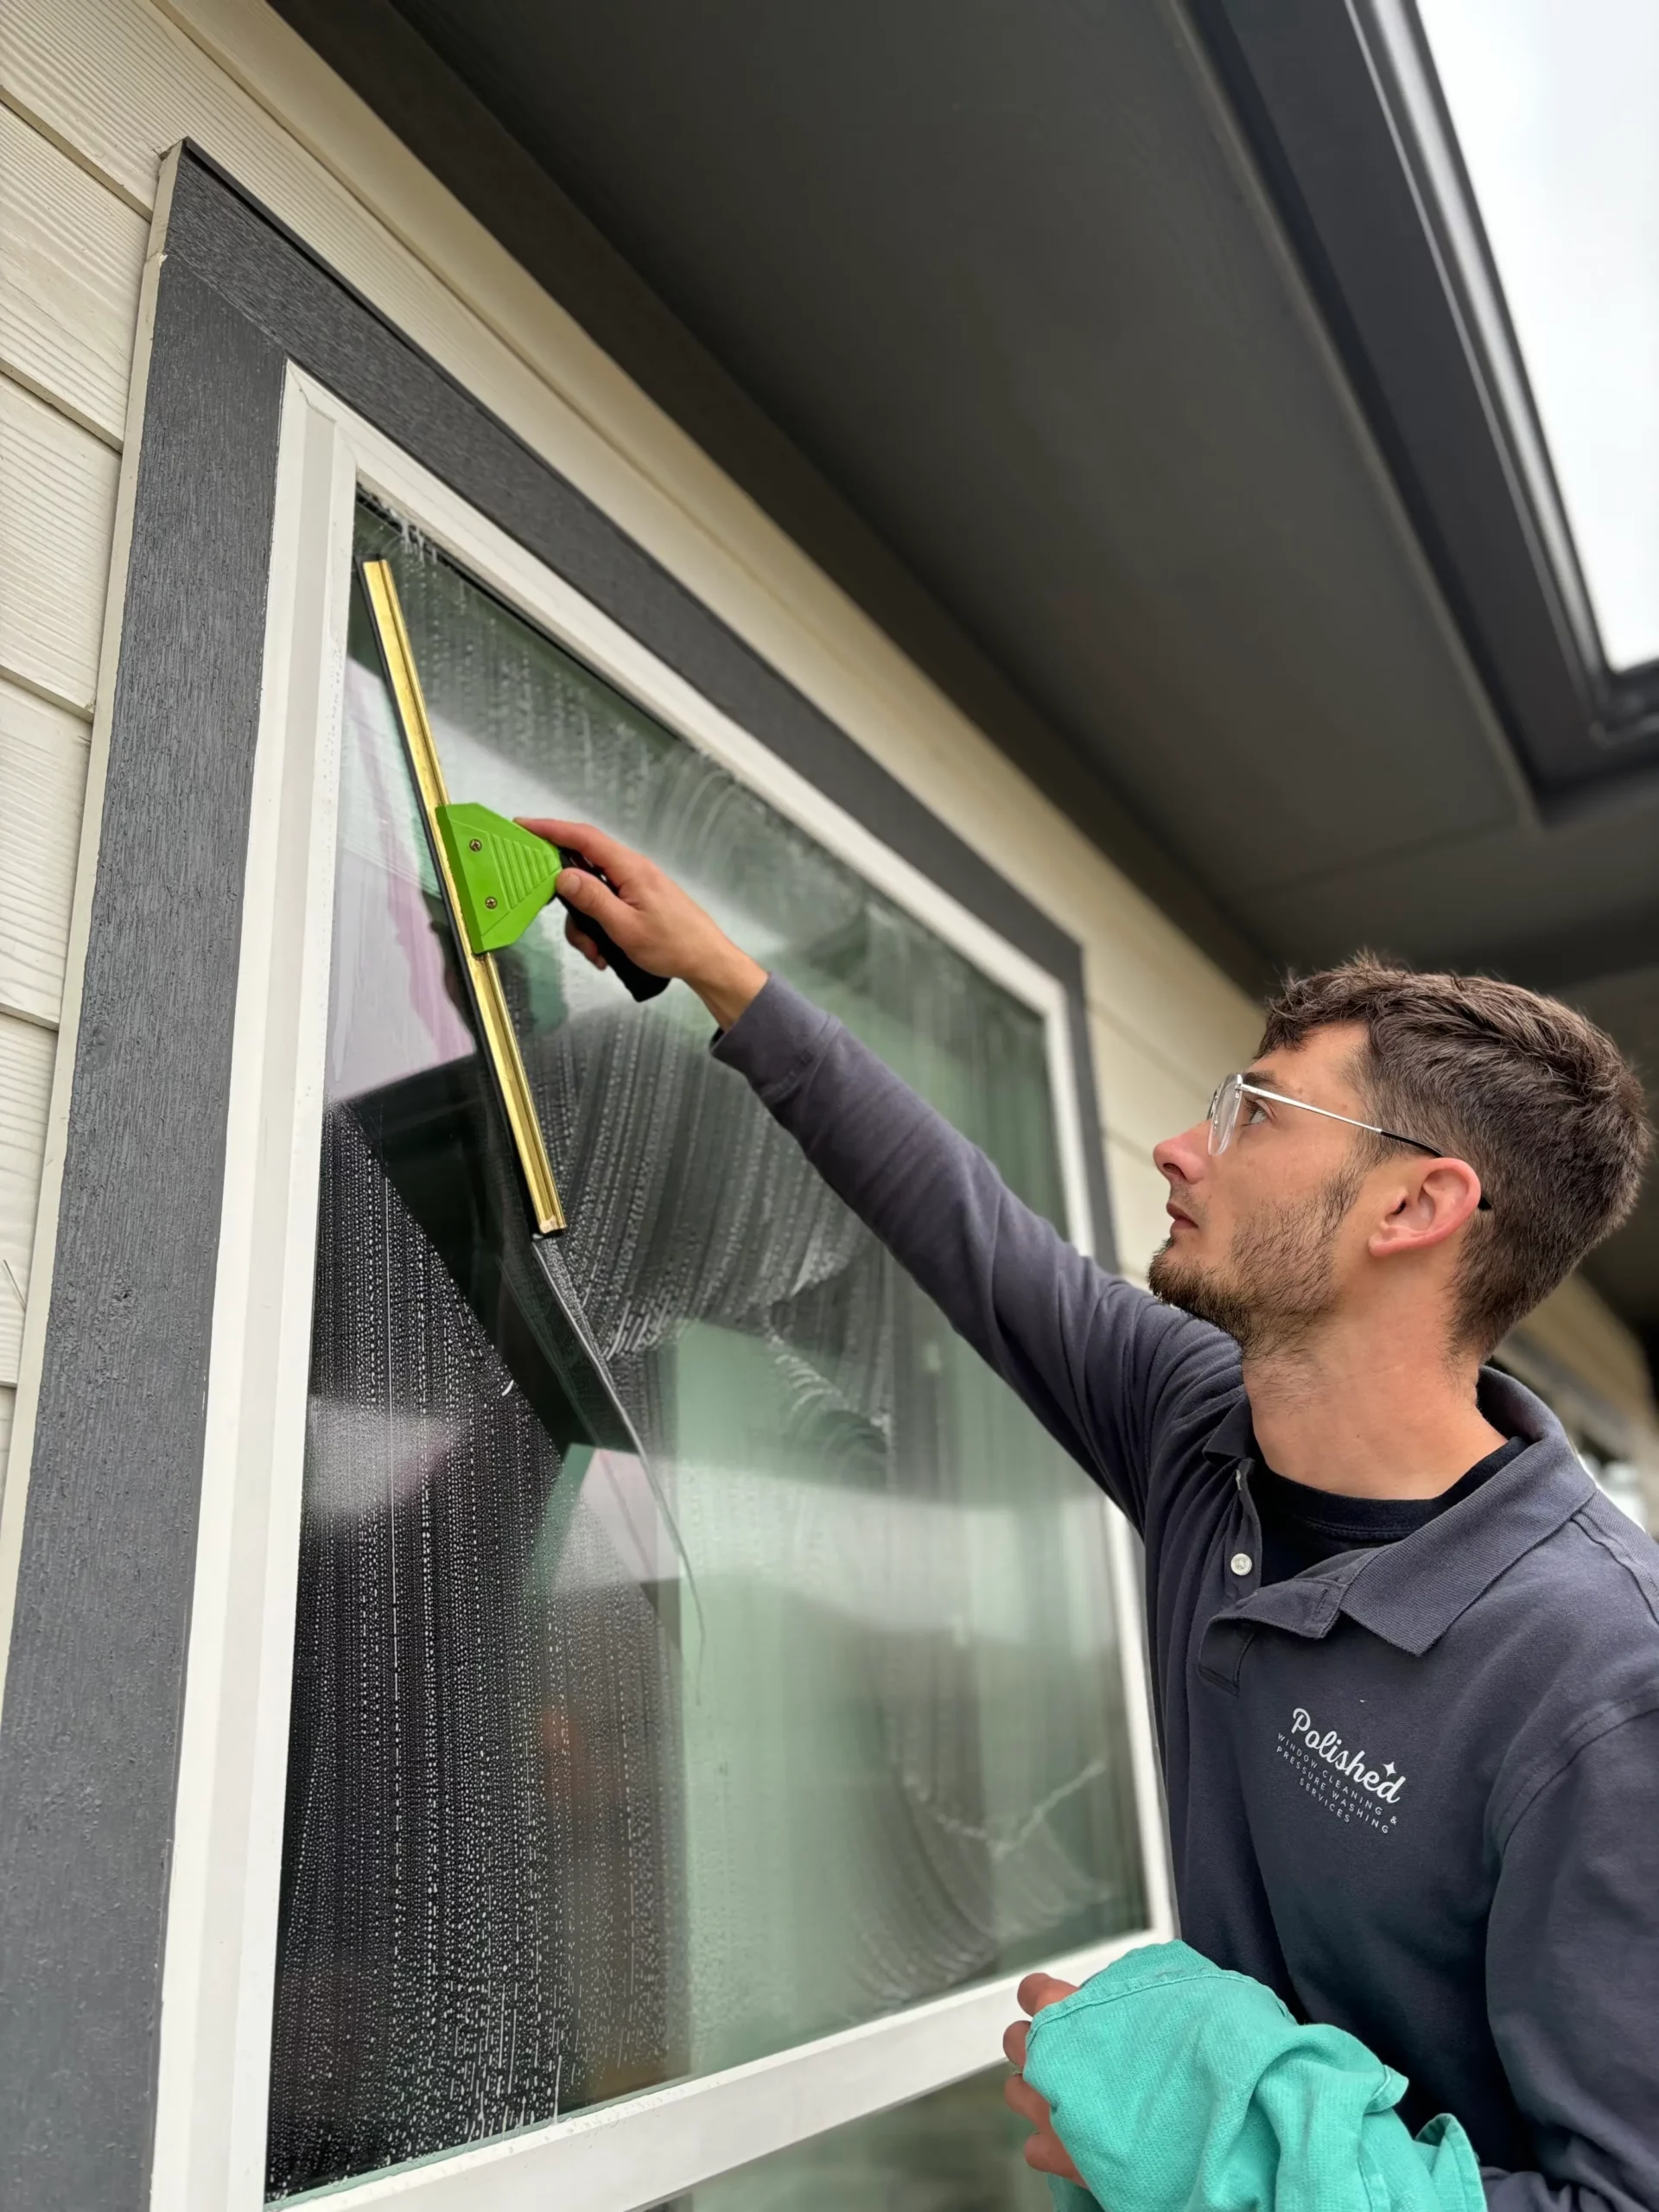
[{"x1": 1208, "y1": 1073, "x2": 1241, "y2": 1156}]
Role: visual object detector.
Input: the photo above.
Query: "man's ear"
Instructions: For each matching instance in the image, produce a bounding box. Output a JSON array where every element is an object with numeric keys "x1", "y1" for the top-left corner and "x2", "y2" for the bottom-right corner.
[{"x1": 1367, "y1": 1161, "x2": 1484, "y2": 1260}]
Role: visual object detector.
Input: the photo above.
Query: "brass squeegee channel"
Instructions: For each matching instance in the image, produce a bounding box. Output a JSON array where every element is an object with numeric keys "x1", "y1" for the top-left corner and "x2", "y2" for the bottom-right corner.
[{"x1": 359, "y1": 556, "x2": 566, "y2": 1235}]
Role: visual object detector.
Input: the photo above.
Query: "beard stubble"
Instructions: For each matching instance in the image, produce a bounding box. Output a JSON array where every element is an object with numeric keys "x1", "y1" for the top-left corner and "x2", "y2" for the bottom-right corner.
[{"x1": 1147, "y1": 1166, "x2": 1363, "y2": 1358}]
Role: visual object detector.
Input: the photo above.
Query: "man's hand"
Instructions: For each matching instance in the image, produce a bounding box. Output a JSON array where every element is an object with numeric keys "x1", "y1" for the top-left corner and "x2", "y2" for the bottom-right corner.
[
  {"x1": 1003, "y1": 1972, "x2": 1084, "y2": 2185},
  {"x1": 517, "y1": 818, "x2": 767, "y2": 1030}
]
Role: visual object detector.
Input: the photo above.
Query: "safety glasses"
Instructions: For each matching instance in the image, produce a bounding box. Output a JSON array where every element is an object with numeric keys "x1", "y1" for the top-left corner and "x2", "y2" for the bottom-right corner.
[{"x1": 1206, "y1": 1074, "x2": 1492, "y2": 1211}]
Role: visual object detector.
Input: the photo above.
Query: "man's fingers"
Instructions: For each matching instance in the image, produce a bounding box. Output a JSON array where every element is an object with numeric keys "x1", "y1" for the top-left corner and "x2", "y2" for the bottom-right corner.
[
  {"x1": 1002, "y1": 2073, "x2": 1049, "y2": 2127},
  {"x1": 1018, "y1": 1972, "x2": 1078, "y2": 2018},
  {"x1": 1003, "y1": 2077, "x2": 1085, "y2": 2187},
  {"x1": 518, "y1": 817, "x2": 639, "y2": 885},
  {"x1": 1002, "y1": 2018, "x2": 1029, "y2": 2069},
  {"x1": 555, "y1": 862, "x2": 637, "y2": 945},
  {"x1": 1021, "y1": 2133, "x2": 1084, "y2": 2183}
]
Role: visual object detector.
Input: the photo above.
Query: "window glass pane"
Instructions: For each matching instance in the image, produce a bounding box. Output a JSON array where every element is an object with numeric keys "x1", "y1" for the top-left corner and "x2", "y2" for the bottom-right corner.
[
  {"x1": 266, "y1": 504, "x2": 1146, "y2": 2196},
  {"x1": 688, "y1": 2068, "x2": 1049, "y2": 2212}
]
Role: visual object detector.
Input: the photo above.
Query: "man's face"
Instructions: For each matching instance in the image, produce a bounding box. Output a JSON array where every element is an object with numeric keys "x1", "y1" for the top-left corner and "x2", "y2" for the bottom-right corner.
[{"x1": 1147, "y1": 1022, "x2": 1376, "y2": 1357}]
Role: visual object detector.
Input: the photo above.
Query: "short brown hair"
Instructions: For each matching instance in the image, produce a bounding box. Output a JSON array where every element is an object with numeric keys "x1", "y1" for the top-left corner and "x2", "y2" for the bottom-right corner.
[{"x1": 1260, "y1": 958, "x2": 1650, "y2": 1354}]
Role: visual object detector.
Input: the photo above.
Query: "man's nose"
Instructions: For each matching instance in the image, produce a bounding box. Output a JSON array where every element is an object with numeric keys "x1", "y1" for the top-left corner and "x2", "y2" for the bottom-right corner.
[{"x1": 1154, "y1": 1120, "x2": 1210, "y2": 1189}]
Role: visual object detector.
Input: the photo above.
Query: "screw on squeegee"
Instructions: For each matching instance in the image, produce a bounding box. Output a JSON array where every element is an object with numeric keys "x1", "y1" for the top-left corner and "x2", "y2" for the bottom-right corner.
[
  {"x1": 485, "y1": 896, "x2": 498, "y2": 909},
  {"x1": 469, "y1": 838, "x2": 482, "y2": 850}
]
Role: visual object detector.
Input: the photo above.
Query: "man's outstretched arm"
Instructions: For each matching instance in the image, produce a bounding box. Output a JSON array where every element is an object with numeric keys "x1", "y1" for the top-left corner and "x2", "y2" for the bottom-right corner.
[{"x1": 525, "y1": 818, "x2": 1231, "y2": 1526}]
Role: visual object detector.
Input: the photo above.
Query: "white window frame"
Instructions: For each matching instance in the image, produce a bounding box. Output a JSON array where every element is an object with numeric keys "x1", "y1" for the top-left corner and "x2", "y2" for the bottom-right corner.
[{"x1": 151, "y1": 365, "x2": 1173, "y2": 2212}]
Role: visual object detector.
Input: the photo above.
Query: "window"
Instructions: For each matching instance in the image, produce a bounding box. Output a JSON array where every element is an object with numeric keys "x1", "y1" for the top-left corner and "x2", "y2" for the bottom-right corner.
[{"x1": 156, "y1": 374, "x2": 1166, "y2": 2209}]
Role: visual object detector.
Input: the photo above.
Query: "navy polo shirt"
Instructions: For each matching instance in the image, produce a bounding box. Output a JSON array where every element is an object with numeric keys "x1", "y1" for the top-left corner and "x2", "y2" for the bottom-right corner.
[{"x1": 717, "y1": 977, "x2": 1659, "y2": 2212}]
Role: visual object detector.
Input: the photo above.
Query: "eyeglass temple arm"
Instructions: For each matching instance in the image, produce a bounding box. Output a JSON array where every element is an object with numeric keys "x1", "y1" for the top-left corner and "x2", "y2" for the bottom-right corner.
[
  {"x1": 1236, "y1": 1081, "x2": 1402, "y2": 1143},
  {"x1": 1235, "y1": 1082, "x2": 1491, "y2": 1211}
]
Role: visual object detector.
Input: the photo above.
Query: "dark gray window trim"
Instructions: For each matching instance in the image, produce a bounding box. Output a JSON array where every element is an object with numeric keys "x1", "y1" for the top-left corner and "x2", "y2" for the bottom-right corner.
[
  {"x1": 0, "y1": 143, "x2": 1116, "y2": 2209},
  {"x1": 1192, "y1": 0, "x2": 1659, "y2": 804}
]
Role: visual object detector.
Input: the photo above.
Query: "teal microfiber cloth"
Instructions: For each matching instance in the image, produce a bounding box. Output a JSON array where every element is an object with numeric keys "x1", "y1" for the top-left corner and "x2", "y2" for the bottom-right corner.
[{"x1": 1022, "y1": 1940, "x2": 1484, "y2": 2212}]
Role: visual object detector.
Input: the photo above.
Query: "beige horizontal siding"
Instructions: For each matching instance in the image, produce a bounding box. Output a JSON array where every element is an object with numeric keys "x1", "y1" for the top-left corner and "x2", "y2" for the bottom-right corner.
[
  {"x1": 0, "y1": 372, "x2": 118, "y2": 715},
  {"x1": 0, "y1": 1010, "x2": 54, "y2": 1386},
  {"x1": 0, "y1": 99, "x2": 146, "y2": 443},
  {"x1": 0, "y1": 677, "x2": 89, "y2": 1027},
  {"x1": 1090, "y1": 1008, "x2": 1222, "y2": 1160}
]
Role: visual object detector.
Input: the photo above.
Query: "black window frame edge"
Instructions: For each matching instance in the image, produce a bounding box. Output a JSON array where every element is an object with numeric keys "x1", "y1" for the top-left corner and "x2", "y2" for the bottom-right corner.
[
  {"x1": 0, "y1": 143, "x2": 1116, "y2": 2209},
  {"x1": 1192, "y1": 0, "x2": 1659, "y2": 810}
]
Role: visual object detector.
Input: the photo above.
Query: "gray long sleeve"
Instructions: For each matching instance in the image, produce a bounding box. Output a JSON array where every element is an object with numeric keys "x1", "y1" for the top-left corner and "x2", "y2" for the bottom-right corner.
[{"x1": 712, "y1": 971, "x2": 1233, "y2": 1531}]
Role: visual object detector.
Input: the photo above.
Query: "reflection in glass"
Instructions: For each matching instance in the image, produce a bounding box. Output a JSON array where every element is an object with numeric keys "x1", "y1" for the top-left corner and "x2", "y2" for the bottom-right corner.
[{"x1": 266, "y1": 505, "x2": 1145, "y2": 2196}]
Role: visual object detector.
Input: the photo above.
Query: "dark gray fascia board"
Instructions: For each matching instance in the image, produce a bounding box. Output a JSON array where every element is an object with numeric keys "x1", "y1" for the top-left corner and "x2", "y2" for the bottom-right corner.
[
  {"x1": 1192, "y1": 0, "x2": 1659, "y2": 794},
  {"x1": 265, "y1": 0, "x2": 1274, "y2": 999},
  {"x1": 0, "y1": 146, "x2": 1119, "y2": 2208}
]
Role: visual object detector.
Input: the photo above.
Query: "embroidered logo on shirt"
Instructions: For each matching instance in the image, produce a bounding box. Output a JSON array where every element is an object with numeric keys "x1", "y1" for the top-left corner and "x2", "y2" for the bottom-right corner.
[{"x1": 1277, "y1": 1706, "x2": 1405, "y2": 1833}]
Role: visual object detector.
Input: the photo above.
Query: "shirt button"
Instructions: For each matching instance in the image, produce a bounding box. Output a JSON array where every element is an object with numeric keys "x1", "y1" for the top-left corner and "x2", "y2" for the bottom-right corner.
[{"x1": 1230, "y1": 1552, "x2": 1254, "y2": 1577}]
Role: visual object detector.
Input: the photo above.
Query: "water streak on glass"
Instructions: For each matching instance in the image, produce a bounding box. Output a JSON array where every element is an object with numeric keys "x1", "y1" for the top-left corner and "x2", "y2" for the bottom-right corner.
[{"x1": 266, "y1": 505, "x2": 1146, "y2": 2197}]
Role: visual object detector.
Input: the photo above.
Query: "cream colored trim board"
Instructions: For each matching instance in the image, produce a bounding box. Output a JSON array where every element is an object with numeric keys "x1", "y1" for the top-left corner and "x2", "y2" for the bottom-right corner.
[{"x1": 151, "y1": 367, "x2": 355, "y2": 2212}]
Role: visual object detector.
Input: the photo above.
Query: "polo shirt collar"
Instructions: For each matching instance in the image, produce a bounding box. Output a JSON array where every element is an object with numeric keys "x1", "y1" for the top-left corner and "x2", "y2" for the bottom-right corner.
[
  {"x1": 1202, "y1": 1395, "x2": 1255, "y2": 1465},
  {"x1": 1338, "y1": 1373, "x2": 1594, "y2": 1655},
  {"x1": 1210, "y1": 1369, "x2": 1596, "y2": 1658}
]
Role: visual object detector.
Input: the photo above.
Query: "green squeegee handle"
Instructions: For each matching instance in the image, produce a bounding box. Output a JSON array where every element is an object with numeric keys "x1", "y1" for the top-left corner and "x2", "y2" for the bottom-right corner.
[{"x1": 435, "y1": 802, "x2": 670, "y2": 1001}]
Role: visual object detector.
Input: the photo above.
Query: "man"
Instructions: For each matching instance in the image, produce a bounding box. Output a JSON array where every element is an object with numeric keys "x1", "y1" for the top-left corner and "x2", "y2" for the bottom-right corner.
[{"x1": 531, "y1": 816, "x2": 1659, "y2": 2211}]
